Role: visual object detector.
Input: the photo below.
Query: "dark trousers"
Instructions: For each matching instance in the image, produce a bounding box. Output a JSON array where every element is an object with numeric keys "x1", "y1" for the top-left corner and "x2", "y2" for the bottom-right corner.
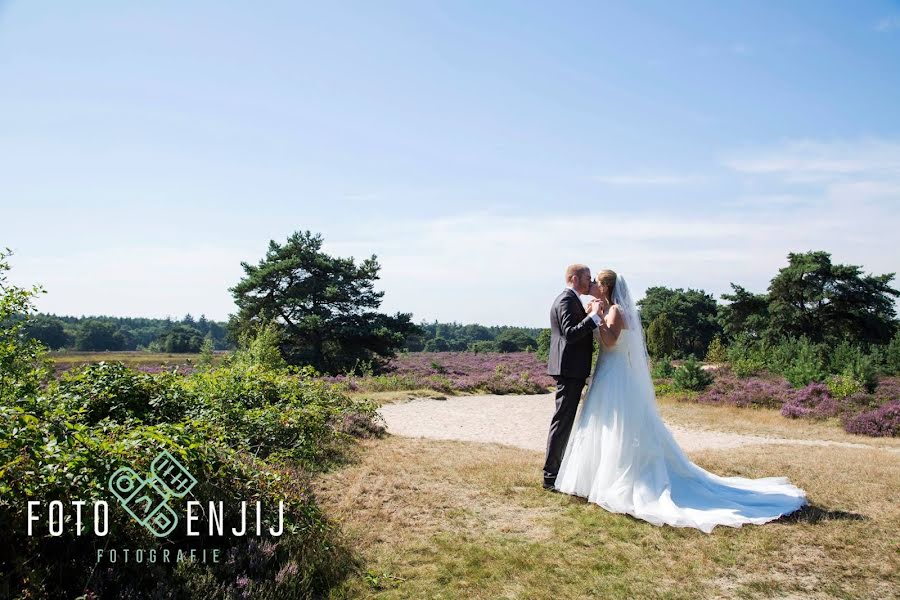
[{"x1": 542, "y1": 375, "x2": 585, "y2": 485}]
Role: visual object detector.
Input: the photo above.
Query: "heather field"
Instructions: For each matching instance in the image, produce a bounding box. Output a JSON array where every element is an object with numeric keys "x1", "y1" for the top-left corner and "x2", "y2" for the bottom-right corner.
[
  {"x1": 44, "y1": 351, "x2": 900, "y2": 437},
  {"x1": 676, "y1": 374, "x2": 900, "y2": 438},
  {"x1": 47, "y1": 351, "x2": 554, "y2": 395},
  {"x1": 323, "y1": 351, "x2": 555, "y2": 396}
]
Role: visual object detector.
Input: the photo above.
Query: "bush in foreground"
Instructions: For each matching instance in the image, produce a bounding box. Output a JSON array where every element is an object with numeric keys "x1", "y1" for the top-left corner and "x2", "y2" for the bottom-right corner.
[{"x1": 1, "y1": 355, "x2": 378, "y2": 599}]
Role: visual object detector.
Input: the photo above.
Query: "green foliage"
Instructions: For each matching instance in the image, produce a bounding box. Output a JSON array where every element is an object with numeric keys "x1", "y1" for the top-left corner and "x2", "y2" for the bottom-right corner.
[
  {"x1": 673, "y1": 356, "x2": 713, "y2": 391},
  {"x1": 651, "y1": 355, "x2": 675, "y2": 378},
  {"x1": 22, "y1": 314, "x2": 69, "y2": 349},
  {"x1": 494, "y1": 329, "x2": 537, "y2": 353},
  {"x1": 229, "y1": 230, "x2": 420, "y2": 374},
  {"x1": 638, "y1": 288, "x2": 720, "y2": 358},
  {"x1": 412, "y1": 321, "x2": 543, "y2": 354},
  {"x1": 654, "y1": 382, "x2": 676, "y2": 396},
  {"x1": 241, "y1": 318, "x2": 289, "y2": 371},
  {"x1": 782, "y1": 339, "x2": 828, "y2": 388},
  {"x1": 470, "y1": 340, "x2": 500, "y2": 353},
  {"x1": 535, "y1": 328, "x2": 551, "y2": 362},
  {"x1": 424, "y1": 337, "x2": 450, "y2": 352},
  {"x1": 705, "y1": 335, "x2": 727, "y2": 364},
  {"x1": 870, "y1": 331, "x2": 900, "y2": 376},
  {"x1": 74, "y1": 318, "x2": 129, "y2": 351},
  {"x1": 724, "y1": 333, "x2": 767, "y2": 377},
  {"x1": 159, "y1": 323, "x2": 204, "y2": 353},
  {"x1": 718, "y1": 284, "x2": 770, "y2": 341},
  {"x1": 196, "y1": 334, "x2": 215, "y2": 370},
  {"x1": 646, "y1": 314, "x2": 676, "y2": 358},
  {"x1": 767, "y1": 250, "x2": 898, "y2": 346},
  {"x1": 826, "y1": 374, "x2": 864, "y2": 399},
  {"x1": 0, "y1": 256, "x2": 380, "y2": 598},
  {"x1": 0, "y1": 248, "x2": 51, "y2": 404},
  {"x1": 843, "y1": 353, "x2": 878, "y2": 394}
]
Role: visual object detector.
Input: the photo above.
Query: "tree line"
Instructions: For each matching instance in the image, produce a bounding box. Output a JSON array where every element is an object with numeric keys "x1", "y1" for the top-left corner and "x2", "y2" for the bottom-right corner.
[
  {"x1": 641, "y1": 250, "x2": 898, "y2": 359},
  {"x1": 16, "y1": 232, "x2": 898, "y2": 378},
  {"x1": 22, "y1": 313, "x2": 234, "y2": 353}
]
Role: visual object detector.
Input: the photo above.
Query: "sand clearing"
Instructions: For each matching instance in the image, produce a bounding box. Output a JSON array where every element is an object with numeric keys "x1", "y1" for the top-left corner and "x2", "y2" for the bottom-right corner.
[{"x1": 377, "y1": 393, "x2": 895, "y2": 453}]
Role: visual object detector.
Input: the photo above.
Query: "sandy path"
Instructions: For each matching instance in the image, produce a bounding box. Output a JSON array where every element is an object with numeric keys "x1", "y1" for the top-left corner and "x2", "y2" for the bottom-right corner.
[{"x1": 377, "y1": 393, "x2": 896, "y2": 454}]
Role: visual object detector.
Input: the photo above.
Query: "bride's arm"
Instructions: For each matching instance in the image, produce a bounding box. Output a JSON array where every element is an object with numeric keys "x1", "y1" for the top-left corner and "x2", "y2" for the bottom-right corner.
[{"x1": 596, "y1": 306, "x2": 624, "y2": 349}]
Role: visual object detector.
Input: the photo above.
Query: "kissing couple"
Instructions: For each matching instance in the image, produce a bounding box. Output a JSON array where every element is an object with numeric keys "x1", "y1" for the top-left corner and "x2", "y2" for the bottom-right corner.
[{"x1": 542, "y1": 264, "x2": 807, "y2": 533}]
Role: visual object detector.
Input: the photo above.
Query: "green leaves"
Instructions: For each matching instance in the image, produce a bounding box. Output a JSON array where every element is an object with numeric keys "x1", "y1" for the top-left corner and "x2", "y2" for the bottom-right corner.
[
  {"x1": 228, "y1": 230, "x2": 421, "y2": 374},
  {"x1": 767, "y1": 251, "x2": 898, "y2": 346}
]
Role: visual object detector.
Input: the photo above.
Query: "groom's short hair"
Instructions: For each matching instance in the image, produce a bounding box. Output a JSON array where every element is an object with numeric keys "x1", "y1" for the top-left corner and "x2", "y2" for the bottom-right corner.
[{"x1": 565, "y1": 264, "x2": 590, "y2": 283}]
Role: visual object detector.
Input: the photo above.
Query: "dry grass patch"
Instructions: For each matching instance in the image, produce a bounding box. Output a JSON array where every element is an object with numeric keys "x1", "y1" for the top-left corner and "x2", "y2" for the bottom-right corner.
[
  {"x1": 315, "y1": 435, "x2": 899, "y2": 599},
  {"x1": 656, "y1": 394, "x2": 900, "y2": 450}
]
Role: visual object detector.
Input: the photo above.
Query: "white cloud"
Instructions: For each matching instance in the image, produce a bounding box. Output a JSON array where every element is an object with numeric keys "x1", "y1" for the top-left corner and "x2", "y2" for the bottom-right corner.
[
  {"x1": 724, "y1": 138, "x2": 900, "y2": 180},
  {"x1": 12, "y1": 138, "x2": 900, "y2": 327},
  {"x1": 337, "y1": 199, "x2": 899, "y2": 326},
  {"x1": 875, "y1": 16, "x2": 900, "y2": 32}
]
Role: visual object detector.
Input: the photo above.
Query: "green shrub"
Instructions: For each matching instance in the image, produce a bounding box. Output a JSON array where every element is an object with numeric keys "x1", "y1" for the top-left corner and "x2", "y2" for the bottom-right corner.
[
  {"x1": 782, "y1": 339, "x2": 828, "y2": 387},
  {"x1": 881, "y1": 332, "x2": 900, "y2": 375},
  {"x1": 844, "y1": 353, "x2": 878, "y2": 394},
  {"x1": 646, "y1": 314, "x2": 675, "y2": 358},
  {"x1": 673, "y1": 356, "x2": 714, "y2": 391},
  {"x1": 2, "y1": 296, "x2": 375, "y2": 600},
  {"x1": 731, "y1": 356, "x2": 766, "y2": 378},
  {"x1": 535, "y1": 329, "x2": 551, "y2": 362},
  {"x1": 705, "y1": 336, "x2": 727, "y2": 364},
  {"x1": 651, "y1": 356, "x2": 675, "y2": 378},
  {"x1": 654, "y1": 382, "x2": 675, "y2": 396},
  {"x1": 724, "y1": 332, "x2": 768, "y2": 376},
  {"x1": 59, "y1": 361, "x2": 193, "y2": 424},
  {"x1": 826, "y1": 374, "x2": 864, "y2": 399}
]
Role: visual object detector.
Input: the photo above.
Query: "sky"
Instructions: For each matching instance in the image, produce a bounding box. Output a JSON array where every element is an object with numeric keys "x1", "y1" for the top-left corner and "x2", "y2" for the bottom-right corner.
[{"x1": 1, "y1": 1, "x2": 899, "y2": 327}]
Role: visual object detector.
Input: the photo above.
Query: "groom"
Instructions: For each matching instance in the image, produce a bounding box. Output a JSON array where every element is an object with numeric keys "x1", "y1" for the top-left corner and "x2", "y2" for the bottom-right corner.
[{"x1": 543, "y1": 264, "x2": 601, "y2": 491}]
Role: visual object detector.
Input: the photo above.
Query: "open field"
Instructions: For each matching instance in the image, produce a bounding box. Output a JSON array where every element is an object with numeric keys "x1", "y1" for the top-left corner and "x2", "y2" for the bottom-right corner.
[
  {"x1": 314, "y1": 434, "x2": 899, "y2": 599},
  {"x1": 46, "y1": 350, "x2": 227, "y2": 373}
]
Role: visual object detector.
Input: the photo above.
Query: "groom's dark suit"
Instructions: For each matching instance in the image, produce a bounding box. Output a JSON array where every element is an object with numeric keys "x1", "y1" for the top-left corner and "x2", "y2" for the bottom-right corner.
[{"x1": 543, "y1": 288, "x2": 598, "y2": 487}]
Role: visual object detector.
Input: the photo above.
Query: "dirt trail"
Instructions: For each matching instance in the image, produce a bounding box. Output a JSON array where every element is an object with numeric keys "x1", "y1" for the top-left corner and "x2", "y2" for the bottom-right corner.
[{"x1": 377, "y1": 393, "x2": 899, "y2": 454}]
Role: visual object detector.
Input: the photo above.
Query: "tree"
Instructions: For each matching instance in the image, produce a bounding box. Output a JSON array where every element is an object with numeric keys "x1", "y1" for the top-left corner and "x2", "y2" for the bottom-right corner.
[
  {"x1": 495, "y1": 329, "x2": 536, "y2": 353},
  {"x1": 461, "y1": 324, "x2": 492, "y2": 343},
  {"x1": 24, "y1": 314, "x2": 69, "y2": 349},
  {"x1": 646, "y1": 314, "x2": 676, "y2": 358},
  {"x1": 229, "y1": 230, "x2": 420, "y2": 374},
  {"x1": 535, "y1": 328, "x2": 551, "y2": 362},
  {"x1": 718, "y1": 284, "x2": 770, "y2": 341},
  {"x1": 638, "y1": 287, "x2": 720, "y2": 357},
  {"x1": 768, "y1": 251, "x2": 898, "y2": 345},
  {"x1": 424, "y1": 337, "x2": 450, "y2": 352},
  {"x1": 160, "y1": 324, "x2": 204, "y2": 353},
  {"x1": 0, "y1": 249, "x2": 49, "y2": 403},
  {"x1": 74, "y1": 319, "x2": 128, "y2": 351}
]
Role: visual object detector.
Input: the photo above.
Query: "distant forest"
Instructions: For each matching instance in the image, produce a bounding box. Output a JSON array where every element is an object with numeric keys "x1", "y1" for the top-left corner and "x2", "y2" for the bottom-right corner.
[
  {"x1": 23, "y1": 314, "x2": 234, "y2": 353},
  {"x1": 23, "y1": 313, "x2": 542, "y2": 354},
  {"x1": 21, "y1": 250, "x2": 900, "y2": 359}
]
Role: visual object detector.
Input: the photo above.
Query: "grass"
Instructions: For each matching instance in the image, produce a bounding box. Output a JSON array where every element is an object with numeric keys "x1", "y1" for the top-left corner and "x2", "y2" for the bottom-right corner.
[
  {"x1": 47, "y1": 350, "x2": 226, "y2": 368},
  {"x1": 314, "y1": 435, "x2": 899, "y2": 599},
  {"x1": 655, "y1": 393, "x2": 900, "y2": 449}
]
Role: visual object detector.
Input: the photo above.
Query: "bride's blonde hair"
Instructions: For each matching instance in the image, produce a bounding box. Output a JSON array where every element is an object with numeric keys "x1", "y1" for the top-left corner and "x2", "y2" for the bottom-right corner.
[{"x1": 596, "y1": 269, "x2": 617, "y2": 301}]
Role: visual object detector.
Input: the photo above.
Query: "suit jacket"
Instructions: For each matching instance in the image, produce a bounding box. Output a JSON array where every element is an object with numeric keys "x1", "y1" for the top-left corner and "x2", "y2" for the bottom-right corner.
[{"x1": 547, "y1": 288, "x2": 597, "y2": 379}]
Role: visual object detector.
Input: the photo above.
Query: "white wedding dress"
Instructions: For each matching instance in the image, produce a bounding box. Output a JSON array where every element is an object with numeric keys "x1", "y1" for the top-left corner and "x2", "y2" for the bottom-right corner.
[{"x1": 554, "y1": 276, "x2": 807, "y2": 533}]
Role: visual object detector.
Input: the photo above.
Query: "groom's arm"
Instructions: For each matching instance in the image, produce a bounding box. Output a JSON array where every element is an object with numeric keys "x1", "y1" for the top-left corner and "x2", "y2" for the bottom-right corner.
[{"x1": 558, "y1": 295, "x2": 599, "y2": 342}]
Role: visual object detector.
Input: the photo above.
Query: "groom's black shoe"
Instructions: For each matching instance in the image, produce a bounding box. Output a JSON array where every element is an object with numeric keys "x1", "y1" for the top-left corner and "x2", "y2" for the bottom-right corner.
[{"x1": 542, "y1": 480, "x2": 559, "y2": 493}]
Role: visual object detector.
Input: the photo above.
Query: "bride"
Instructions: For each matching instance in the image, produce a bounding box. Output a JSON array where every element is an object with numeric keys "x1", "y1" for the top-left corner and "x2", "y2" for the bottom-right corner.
[{"x1": 554, "y1": 269, "x2": 807, "y2": 533}]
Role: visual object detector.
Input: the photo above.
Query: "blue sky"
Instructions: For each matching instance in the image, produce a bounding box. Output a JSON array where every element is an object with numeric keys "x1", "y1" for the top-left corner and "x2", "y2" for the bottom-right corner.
[{"x1": 2, "y1": 1, "x2": 899, "y2": 326}]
